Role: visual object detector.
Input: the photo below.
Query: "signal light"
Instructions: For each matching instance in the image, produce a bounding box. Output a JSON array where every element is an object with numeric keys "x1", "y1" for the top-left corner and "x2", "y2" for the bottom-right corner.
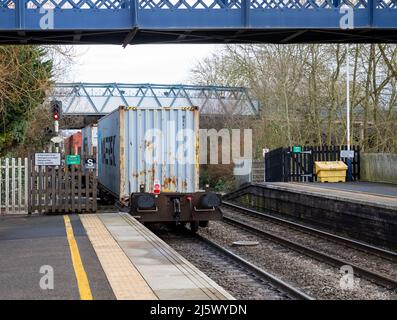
[{"x1": 51, "y1": 100, "x2": 62, "y2": 120}]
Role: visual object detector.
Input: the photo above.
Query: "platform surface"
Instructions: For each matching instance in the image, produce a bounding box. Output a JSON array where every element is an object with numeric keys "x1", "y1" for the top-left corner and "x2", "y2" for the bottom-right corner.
[
  {"x1": 301, "y1": 181, "x2": 397, "y2": 197},
  {"x1": 0, "y1": 212, "x2": 232, "y2": 300},
  {"x1": 0, "y1": 215, "x2": 115, "y2": 300},
  {"x1": 259, "y1": 182, "x2": 397, "y2": 210}
]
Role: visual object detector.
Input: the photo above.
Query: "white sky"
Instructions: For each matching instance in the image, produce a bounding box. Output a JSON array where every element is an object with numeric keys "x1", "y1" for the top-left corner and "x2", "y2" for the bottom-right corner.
[{"x1": 69, "y1": 44, "x2": 222, "y2": 84}]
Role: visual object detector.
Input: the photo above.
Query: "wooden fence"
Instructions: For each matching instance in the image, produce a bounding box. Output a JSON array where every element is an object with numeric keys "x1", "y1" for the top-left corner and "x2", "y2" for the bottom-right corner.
[
  {"x1": 28, "y1": 157, "x2": 97, "y2": 214},
  {"x1": 0, "y1": 158, "x2": 29, "y2": 214}
]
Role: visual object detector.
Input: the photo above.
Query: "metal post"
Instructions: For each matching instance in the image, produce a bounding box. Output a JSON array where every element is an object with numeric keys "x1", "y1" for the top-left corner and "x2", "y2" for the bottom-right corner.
[
  {"x1": 346, "y1": 44, "x2": 353, "y2": 181},
  {"x1": 346, "y1": 43, "x2": 351, "y2": 151},
  {"x1": 54, "y1": 120, "x2": 59, "y2": 153}
]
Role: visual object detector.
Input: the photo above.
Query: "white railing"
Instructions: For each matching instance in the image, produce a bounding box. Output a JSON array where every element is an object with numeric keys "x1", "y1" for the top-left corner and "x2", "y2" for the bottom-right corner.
[{"x1": 0, "y1": 158, "x2": 29, "y2": 214}]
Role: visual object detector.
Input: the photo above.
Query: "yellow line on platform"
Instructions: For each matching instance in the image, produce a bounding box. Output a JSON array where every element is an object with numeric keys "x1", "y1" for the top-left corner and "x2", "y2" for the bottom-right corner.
[{"x1": 63, "y1": 215, "x2": 93, "y2": 300}]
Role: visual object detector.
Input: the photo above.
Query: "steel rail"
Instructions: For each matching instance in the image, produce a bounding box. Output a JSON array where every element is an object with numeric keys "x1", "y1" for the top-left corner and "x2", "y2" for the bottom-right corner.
[
  {"x1": 221, "y1": 210, "x2": 397, "y2": 290},
  {"x1": 222, "y1": 201, "x2": 397, "y2": 263},
  {"x1": 120, "y1": 210, "x2": 312, "y2": 300},
  {"x1": 194, "y1": 233, "x2": 315, "y2": 300}
]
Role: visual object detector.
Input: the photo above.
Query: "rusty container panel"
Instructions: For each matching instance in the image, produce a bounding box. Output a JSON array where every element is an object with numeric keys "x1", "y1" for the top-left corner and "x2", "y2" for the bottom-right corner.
[{"x1": 98, "y1": 106, "x2": 199, "y2": 201}]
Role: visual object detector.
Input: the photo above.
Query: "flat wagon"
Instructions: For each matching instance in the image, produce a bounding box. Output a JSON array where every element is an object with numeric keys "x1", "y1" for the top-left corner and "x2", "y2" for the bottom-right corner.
[{"x1": 97, "y1": 106, "x2": 222, "y2": 231}]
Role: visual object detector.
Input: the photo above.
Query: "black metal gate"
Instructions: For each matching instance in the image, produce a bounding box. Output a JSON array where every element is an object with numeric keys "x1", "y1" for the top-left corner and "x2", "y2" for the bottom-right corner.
[
  {"x1": 265, "y1": 145, "x2": 360, "y2": 182},
  {"x1": 286, "y1": 146, "x2": 314, "y2": 182}
]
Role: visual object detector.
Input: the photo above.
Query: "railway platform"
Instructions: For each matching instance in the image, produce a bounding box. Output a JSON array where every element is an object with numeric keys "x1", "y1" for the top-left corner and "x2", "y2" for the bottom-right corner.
[
  {"x1": 268, "y1": 182, "x2": 397, "y2": 209},
  {"x1": 224, "y1": 181, "x2": 397, "y2": 250},
  {"x1": 0, "y1": 212, "x2": 233, "y2": 300}
]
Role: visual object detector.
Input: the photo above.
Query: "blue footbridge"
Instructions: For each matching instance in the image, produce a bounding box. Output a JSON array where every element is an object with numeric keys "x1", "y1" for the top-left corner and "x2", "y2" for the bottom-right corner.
[{"x1": 1, "y1": 0, "x2": 397, "y2": 44}]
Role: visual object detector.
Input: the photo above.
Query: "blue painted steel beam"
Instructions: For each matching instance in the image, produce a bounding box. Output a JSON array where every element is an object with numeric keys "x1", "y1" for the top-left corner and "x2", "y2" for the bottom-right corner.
[
  {"x1": 0, "y1": 1, "x2": 396, "y2": 44},
  {"x1": 0, "y1": 9, "x2": 386, "y2": 30}
]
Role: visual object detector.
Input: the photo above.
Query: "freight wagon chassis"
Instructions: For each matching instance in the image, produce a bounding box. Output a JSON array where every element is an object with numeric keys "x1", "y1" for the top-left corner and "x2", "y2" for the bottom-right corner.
[{"x1": 129, "y1": 191, "x2": 222, "y2": 232}]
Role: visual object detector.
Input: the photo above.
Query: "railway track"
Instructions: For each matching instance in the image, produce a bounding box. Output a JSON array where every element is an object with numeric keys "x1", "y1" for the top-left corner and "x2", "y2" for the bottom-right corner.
[
  {"x1": 155, "y1": 228, "x2": 314, "y2": 300},
  {"x1": 221, "y1": 201, "x2": 397, "y2": 291}
]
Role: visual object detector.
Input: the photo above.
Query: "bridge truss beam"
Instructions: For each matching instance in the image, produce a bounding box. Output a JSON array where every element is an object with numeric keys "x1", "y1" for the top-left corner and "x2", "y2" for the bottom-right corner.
[{"x1": 51, "y1": 82, "x2": 260, "y2": 117}]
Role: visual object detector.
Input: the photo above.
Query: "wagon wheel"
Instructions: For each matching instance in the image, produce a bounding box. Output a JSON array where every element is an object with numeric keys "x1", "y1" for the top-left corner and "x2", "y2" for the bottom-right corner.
[{"x1": 199, "y1": 221, "x2": 209, "y2": 228}]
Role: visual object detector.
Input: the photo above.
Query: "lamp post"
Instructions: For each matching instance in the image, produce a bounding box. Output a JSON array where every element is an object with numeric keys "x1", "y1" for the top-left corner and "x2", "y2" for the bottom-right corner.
[
  {"x1": 346, "y1": 44, "x2": 353, "y2": 181},
  {"x1": 346, "y1": 44, "x2": 351, "y2": 151}
]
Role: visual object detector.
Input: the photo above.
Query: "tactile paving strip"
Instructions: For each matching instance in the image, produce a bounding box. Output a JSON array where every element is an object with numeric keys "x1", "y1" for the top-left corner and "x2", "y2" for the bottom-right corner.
[{"x1": 80, "y1": 214, "x2": 158, "y2": 300}]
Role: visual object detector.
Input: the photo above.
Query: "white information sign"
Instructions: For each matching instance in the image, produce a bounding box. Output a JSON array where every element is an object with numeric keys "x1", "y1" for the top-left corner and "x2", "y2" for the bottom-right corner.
[
  {"x1": 340, "y1": 150, "x2": 355, "y2": 158},
  {"x1": 35, "y1": 153, "x2": 61, "y2": 166}
]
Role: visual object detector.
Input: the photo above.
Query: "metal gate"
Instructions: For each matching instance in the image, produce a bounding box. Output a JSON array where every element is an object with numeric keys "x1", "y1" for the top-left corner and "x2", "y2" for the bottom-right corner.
[
  {"x1": 265, "y1": 145, "x2": 360, "y2": 182},
  {"x1": 285, "y1": 147, "x2": 314, "y2": 182},
  {"x1": 0, "y1": 158, "x2": 29, "y2": 214},
  {"x1": 28, "y1": 156, "x2": 97, "y2": 214}
]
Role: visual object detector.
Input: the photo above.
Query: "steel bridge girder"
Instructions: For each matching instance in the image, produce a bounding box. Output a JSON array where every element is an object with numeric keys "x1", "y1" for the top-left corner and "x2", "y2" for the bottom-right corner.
[
  {"x1": 51, "y1": 82, "x2": 260, "y2": 116},
  {"x1": 0, "y1": 1, "x2": 396, "y2": 37}
]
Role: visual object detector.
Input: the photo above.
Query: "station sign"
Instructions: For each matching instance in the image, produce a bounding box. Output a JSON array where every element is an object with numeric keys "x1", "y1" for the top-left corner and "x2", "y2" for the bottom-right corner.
[
  {"x1": 84, "y1": 158, "x2": 96, "y2": 170},
  {"x1": 292, "y1": 145, "x2": 302, "y2": 153},
  {"x1": 35, "y1": 153, "x2": 61, "y2": 166},
  {"x1": 340, "y1": 150, "x2": 355, "y2": 159},
  {"x1": 66, "y1": 154, "x2": 81, "y2": 165}
]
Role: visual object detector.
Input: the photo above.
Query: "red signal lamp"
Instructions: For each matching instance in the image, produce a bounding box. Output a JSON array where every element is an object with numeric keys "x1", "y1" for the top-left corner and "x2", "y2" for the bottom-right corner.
[
  {"x1": 53, "y1": 113, "x2": 59, "y2": 121},
  {"x1": 153, "y1": 182, "x2": 161, "y2": 195}
]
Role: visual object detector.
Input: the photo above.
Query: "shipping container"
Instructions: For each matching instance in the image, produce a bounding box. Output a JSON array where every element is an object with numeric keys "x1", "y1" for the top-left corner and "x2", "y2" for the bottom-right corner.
[
  {"x1": 98, "y1": 106, "x2": 199, "y2": 200},
  {"x1": 97, "y1": 106, "x2": 221, "y2": 228},
  {"x1": 81, "y1": 124, "x2": 98, "y2": 160}
]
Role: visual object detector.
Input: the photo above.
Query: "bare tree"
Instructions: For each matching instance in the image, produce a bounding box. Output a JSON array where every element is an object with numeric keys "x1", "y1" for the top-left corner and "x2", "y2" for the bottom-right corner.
[{"x1": 191, "y1": 44, "x2": 397, "y2": 154}]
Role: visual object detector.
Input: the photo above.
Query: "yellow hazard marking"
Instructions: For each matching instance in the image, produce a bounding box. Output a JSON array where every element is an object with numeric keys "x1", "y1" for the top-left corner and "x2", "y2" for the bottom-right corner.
[{"x1": 63, "y1": 215, "x2": 93, "y2": 300}]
